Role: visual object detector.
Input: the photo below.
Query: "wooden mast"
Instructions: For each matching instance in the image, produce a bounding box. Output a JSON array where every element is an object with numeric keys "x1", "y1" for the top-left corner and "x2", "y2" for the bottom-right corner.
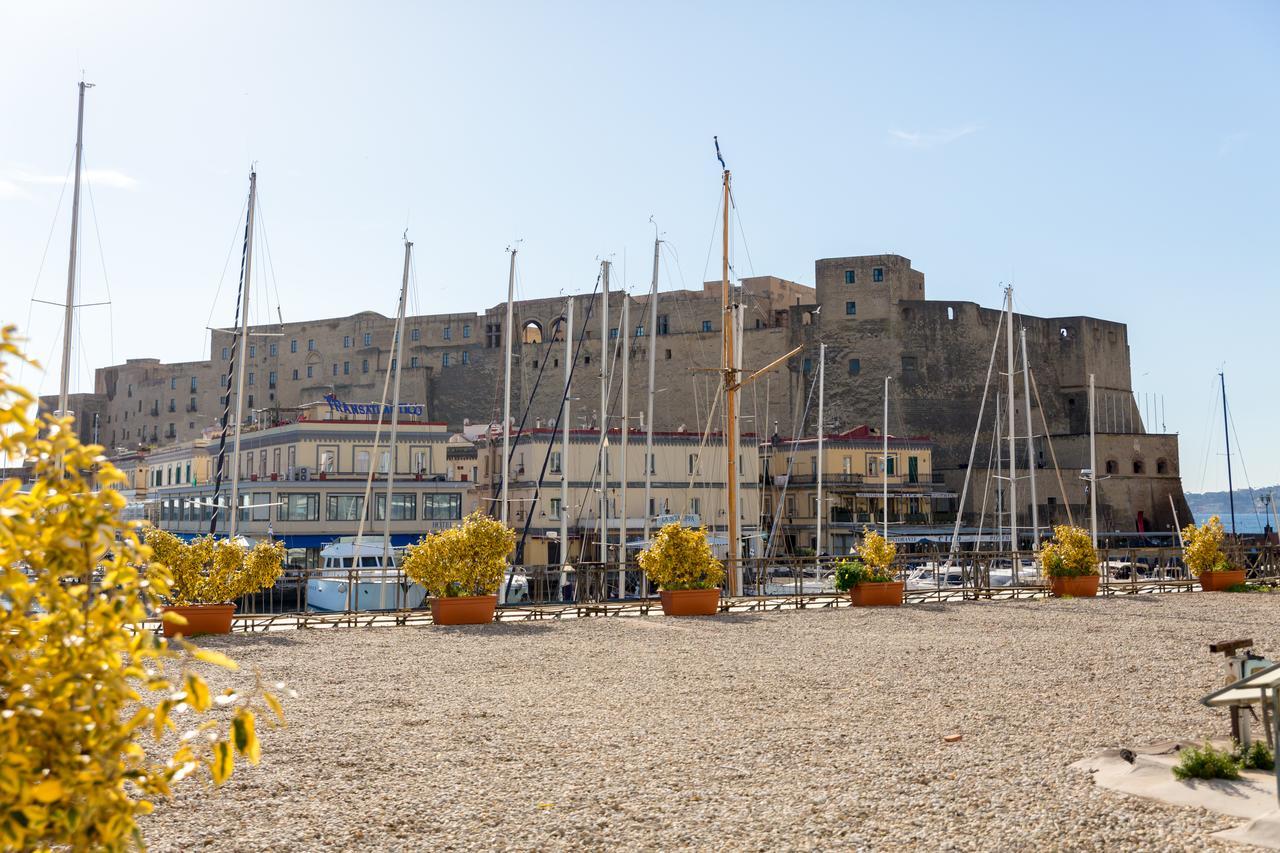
[{"x1": 720, "y1": 158, "x2": 740, "y2": 595}]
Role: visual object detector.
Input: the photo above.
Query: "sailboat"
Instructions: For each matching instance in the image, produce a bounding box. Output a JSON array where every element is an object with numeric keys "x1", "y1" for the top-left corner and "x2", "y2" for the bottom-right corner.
[{"x1": 307, "y1": 238, "x2": 427, "y2": 612}]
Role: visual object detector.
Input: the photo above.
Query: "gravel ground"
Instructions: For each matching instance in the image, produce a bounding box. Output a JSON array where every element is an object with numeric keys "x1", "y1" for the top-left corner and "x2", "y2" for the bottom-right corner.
[{"x1": 141, "y1": 593, "x2": 1277, "y2": 851}]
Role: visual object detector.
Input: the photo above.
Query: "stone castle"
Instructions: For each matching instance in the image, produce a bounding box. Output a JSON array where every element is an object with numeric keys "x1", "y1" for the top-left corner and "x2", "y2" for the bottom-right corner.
[{"x1": 61, "y1": 253, "x2": 1189, "y2": 535}]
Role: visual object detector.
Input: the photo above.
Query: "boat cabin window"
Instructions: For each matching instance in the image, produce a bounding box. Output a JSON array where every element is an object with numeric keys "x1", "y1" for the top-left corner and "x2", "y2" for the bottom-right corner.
[{"x1": 361, "y1": 557, "x2": 379, "y2": 567}]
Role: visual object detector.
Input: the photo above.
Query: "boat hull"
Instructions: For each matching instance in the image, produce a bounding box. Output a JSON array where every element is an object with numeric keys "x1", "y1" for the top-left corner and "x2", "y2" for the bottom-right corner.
[{"x1": 306, "y1": 578, "x2": 427, "y2": 612}]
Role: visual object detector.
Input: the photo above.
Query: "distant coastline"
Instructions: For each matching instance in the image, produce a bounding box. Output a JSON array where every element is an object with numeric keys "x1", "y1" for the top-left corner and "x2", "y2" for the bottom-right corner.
[{"x1": 1185, "y1": 484, "x2": 1278, "y2": 533}]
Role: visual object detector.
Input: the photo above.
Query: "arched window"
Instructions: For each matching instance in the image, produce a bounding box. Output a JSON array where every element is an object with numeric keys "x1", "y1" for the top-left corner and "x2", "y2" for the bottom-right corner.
[
  {"x1": 1105, "y1": 459, "x2": 1119, "y2": 475},
  {"x1": 550, "y1": 317, "x2": 567, "y2": 342},
  {"x1": 1132, "y1": 459, "x2": 1145, "y2": 475},
  {"x1": 522, "y1": 320, "x2": 544, "y2": 345},
  {"x1": 1156, "y1": 458, "x2": 1169, "y2": 475}
]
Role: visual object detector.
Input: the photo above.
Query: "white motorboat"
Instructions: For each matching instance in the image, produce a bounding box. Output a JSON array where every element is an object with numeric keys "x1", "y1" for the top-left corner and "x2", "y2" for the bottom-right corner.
[{"x1": 307, "y1": 539, "x2": 425, "y2": 612}]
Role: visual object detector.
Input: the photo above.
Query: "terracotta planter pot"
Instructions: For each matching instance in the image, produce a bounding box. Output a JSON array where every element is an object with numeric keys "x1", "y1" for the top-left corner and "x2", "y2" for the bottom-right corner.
[
  {"x1": 849, "y1": 580, "x2": 904, "y2": 607},
  {"x1": 430, "y1": 594, "x2": 498, "y2": 625},
  {"x1": 1048, "y1": 575, "x2": 1100, "y2": 598},
  {"x1": 659, "y1": 588, "x2": 721, "y2": 616},
  {"x1": 161, "y1": 603, "x2": 236, "y2": 638},
  {"x1": 1200, "y1": 569, "x2": 1247, "y2": 591}
]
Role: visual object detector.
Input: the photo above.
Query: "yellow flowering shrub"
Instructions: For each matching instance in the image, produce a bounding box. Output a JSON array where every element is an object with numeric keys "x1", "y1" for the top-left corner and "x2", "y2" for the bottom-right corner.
[
  {"x1": 144, "y1": 528, "x2": 285, "y2": 605},
  {"x1": 856, "y1": 528, "x2": 898, "y2": 582},
  {"x1": 1040, "y1": 524, "x2": 1099, "y2": 578},
  {"x1": 1182, "y1": 515, "x2": 1232, "y2": 576},
  {"x1": 637, "y1": 523, "x2": 725, "y2": 591},
  {"x1": 401, "y1": 510, "x2": 515, "y2": 597},
  {"x1": 0, "y1": 325, "x2": 285, "y2": 851}
]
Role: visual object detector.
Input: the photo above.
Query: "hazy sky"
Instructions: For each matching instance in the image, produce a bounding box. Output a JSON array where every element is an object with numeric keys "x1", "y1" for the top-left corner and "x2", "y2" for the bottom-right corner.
[{"x1": 2, "y1": 2, "x2": 1276, "y2": 492}]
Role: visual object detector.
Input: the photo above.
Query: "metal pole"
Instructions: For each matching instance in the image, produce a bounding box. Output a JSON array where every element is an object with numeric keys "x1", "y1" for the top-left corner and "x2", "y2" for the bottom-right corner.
[
  {"x1": 59, "y1": 80, "x2": 91, "y2": 423},
  {"x1": 380, "y1": 238, "x2": 411, "y2": 609},
  {"x1": 1089, "y1": 373, "x2": 1098, "y2": 548},
  {"x1": 619, "y1": 297, "x2": 630, "y2": 599},
  {"x1": 816, "y1": 342, "x2": 825, "y2": 568},
  {"x1": 643, "y1": 236, "x2": 660, "y2": 597},
  {"x1": 599, "y1": 261, "x2": 610, "y2": 570},
  {"x1": 1005, "y1": 287, "x2": 1018, "y2": 569},
  {"x1": 882, "y1": 376, "x2": 890, "y2": 541},
  {"x1": 723, "y1": 169, "x2": 741, "y2": 596},
  {"x1": 1221, "y1": 372, "x2": 1237, "y2": 538},
  {"x1": 501, "y1": 248, "x2": 516, "y2": 526},
  {"x1": 228, "y1": 171, "x2": 256, "y2": 540},
  {"x1": 560, "y1": 298, "x2": 573, "y2": 566},
  {"x1": 1020, "y1": 327, "x2": 1039, "y2": 551}
]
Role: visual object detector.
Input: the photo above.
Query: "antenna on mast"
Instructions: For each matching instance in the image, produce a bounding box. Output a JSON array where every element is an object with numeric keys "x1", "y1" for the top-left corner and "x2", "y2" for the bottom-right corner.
[{"x1": 714, "y1": 136, "x2": 726, "y2": 170}]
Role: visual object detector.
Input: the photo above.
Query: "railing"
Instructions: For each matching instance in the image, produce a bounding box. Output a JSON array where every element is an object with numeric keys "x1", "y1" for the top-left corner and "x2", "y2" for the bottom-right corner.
[{"x1": 191, "y1": 543, "x2": 1280, "y2": 631}]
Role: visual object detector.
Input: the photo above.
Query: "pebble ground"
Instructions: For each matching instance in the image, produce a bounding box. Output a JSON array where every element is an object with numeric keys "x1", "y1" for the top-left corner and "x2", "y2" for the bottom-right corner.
[{"x1": 142, "y1": 593, "x2": 1276, "y2": 851}]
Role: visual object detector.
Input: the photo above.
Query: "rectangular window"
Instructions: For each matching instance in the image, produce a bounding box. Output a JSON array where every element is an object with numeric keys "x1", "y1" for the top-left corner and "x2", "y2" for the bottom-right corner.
[
  {"x1": 249, "y1": 344, "x2": 256, "y2": 359},
  {"x1": 290, "y1": 339, "x2": 298, "y2": 353},
  {"x1": 279, "y1": 493, "x2": 319, "y2": 522},
  {"x1": 221, "y1": 347, "x2": 229, "y2": 361},
  {"x1": 802, "y1": 358, "x2": 812, "y2": 374},
  {"x1": 390, "y1": 358, "x2": 397, "y2": 372},
  {"x1": 690, "y1": 497, "x2": 701, "y2": 517},
  {"x1": 846, "y1": 301, "x2": 856, "y2": 316},
  {"x1": 343, "y1": 335, "x2": 352, "y2": 348},
  {"x1": 318, "y1": 446, "x2": 338, "y2": 473},
  {"x1": 247, "y1": 372, "x2": 255, "y2": 386},
  {"x1": 363, "y1": 332, "x2": 372, "y2": 347},
  {"x1": 443, "y1": 326, "x2": 452, "y2": 340},
  {"x1": 361, "y1": 359, "x2": 369, "y2": 373},
  {"x1": 423, "y1": 493, "x2": 463, "y2": 520},
  {"x1": 550, "y1": 451, "x2": 562, "y2": 473},
  {"x1": 292, "y1": 369, "x2": 299, "y2": 380},
  {"x1": 332, "y1": 363, "x2": 339, "y2": 376},
  {"x1": 688, "y1": 453, "x2": 698, "y2": 475},
  {"x1": 412, "y1": 447, "x2": 431, "y2": 474},
  {"x1": 848, "y1": 358, "x2": 861, "y2": 375},
  {"x1": 411, "y1": 328, "x2": 420, "y2": 341},
  {"x1": 635, "y1": 324, "x2": 645, "y2": 337},
  {"x1": 268, "y1": 371, "x2": 277, "y2": 387},
  {"x1": 609, "y1": 327, "x2": 619, "y2": 339},
  {"x1": 657, "y1": 315, "x2": 669, "y2": 335},
  {"x1": 901, "y1": 356, "x2": 917, "y2": 372},
  {"x1": 461, "y1": 351, "x2": 470, "y2": 365},
  {"x1": 442, "y1": 353, "x2": 450, "y2": 367},
  {"x1": 549, "y1": 498, "x2": 561, "y2": 520},
  {"x1": 308, "y1": 339, "x2": 316, "y2": 351},
  {"x1": 306, "y1": 365, "x2": 314, "y2": 379},
  {"x1": 410, "y1": 356, "x2": 419, "y2": 368},
  {"x1": 844, "y1": 270, "x2": 855, "y2": 284},
  {"x1": 886, "y1": 455, "x2": 896, "y2": 475},
  {"x1": 665, "y1": 349, "x2": 672, "y2": 359},
  {"x1": 190, "y1": 377, "x2": 198, "y2": 392},
  {"x1": 873, "y1": 267, "x2": 884, "y2": 282},
  {"x1": 269, "y1": 343, "x2": 278, "y2": 357},
  {"x1": 326, "y1": 494, "x2": 365, "y2": 522},
  {"x1": 375, "y1": 493, "x2": 416, "y2": 521},
  {"x1": 343, "y1": 361, "x2": 351, "y2": 375},
  {"x1": 462, "y1": 324, "x2": 471, "y2": 339},
  {"x1": 252, "y1": 491, "x2": 271, "y2": 522},
  {"x1": 701, "y1": 320, "x2": 713, "y2": 333}
]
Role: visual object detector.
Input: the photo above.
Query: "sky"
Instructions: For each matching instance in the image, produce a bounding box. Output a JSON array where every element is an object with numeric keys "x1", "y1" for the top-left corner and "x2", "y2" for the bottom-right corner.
[{"x1": 1, "y1": 1, "x2": 1277, "y2": 492}]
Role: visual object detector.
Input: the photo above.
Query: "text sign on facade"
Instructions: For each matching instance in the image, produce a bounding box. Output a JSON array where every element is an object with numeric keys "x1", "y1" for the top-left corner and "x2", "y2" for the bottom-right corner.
[{"x1": 323, "y1": 393, "x2": 424, "y2": 418}]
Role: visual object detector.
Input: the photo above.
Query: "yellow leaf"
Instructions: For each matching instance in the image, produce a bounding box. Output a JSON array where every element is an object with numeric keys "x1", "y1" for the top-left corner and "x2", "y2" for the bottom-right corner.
[
  {"x1": 210, "y1": 740, "x2": 233, "y2": 785},
  {"x1": 185, "y1": 673, "x2": 211, "y2": 713},
  {"x1": 31, "y1": 779, "x2": 63, "y2": 803},
  {"x1": 262, "y1": 691, "x2": 286, "y2": 726},
  {"x1": 232, "y1": 710, "x2": 261, "y2": 764},
  {"x1": 193, "y1": 648, "x2": 239, "y2": 671},
  {"x1": 161, "y1": 609, "x2": 189, "y2": 626}
]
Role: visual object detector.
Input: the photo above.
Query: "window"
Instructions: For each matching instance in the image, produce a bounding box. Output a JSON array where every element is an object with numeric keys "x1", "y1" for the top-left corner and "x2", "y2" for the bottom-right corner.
[
  {"x1": 844, "y1": 270, "x2": 855, "y2": 284},
  {"x1": 550, "y1": 451, "x2": 562, "y2": 473},
  {"x1": 355, "y1": 450, "x2": 371, "y2": 473},
  {"x1": 221, "y1": 347, "x2": 229, "y2": 361},
  {"x1": 549, "y1": 498, "x2": 561, "y2": 520},
  {"x1": 873, "y1": 267, "x2": 884, "y2": 282},
  {"x1": 1132, "y1": 459, "x2": 1145, "y2": 475},
  {"x1": 442, "y1": 353, "x2": 450, "y2": 367},
  {"x1": 645, "y1": 453, "x2": 656, "y2": 474},
  {"x1": 247, "y1": 372, "x2": 255, "y2": 386},
  {"x1": 1156, "y1": 458, "x2": 1169, "y2": 475},
  {"x1": 268, "y1": 371, "x2": 277, "y2": 387},
  {"x1": 292, "y1": 369, "x2": 299, "y2": 380},
  {"x1": 701, "y1": 320, "x2": 713, "y2": 333},
  {"x1": 343, "y1": 335, "x2": 352, "y2": 348},
  {"x1": 886, "y1": 455, "x2": 896, "y2": 476},
  {"x1": 1105, "y1": 459, "x2": 1119, "y2": 475},
  {"x1": 411, "y1": 328, "x2": 420, "y2": 342},
  {"x1": 363, "y1": 332, "x2": 372, "y2": 347},
  {"x1": 362, "y1": 359, "x2": 369, "y2": 373},
  {"x1": 332, "y1": 363, "x2": 338, "y2": 377},
  {"x1": 306, "y1": 365, "x2": 314, "y2": 379},
  {"x1": 325, "y1": 494, "x2": 365, "y2": 522},
  {"x1": 308, "y1": 339, "x2": 316, "y2": 351},
  {"x1": 443, "y1": 326, "x2": 452, "y2": 341},
  {"x1": 249, "y1": 344, "x2": 256, "y2": 359},
  {"x1": 664, "y1": 348, "x2": 673, "y2": 360},
  {"x1": 190, "y1": 377, "x2": 198, "y2": 392},
  {"x1": 462, "y1": 324, "x2": 471, "y2": 339},
  {"x1": 290, "y1": 339, "x2": 298, "y2": 353},
  {"x1": 423, "y1": 493, "x2": 463, "y2": 520},
  {"x1": 374, "y1": 493, "x2": 416, "y2": 521},
  {"x1": 688, "y1": 453, "x2": 699, "y2": 475},
  {"x1": 390, "y1": 358, "x2": 396, "y2": 372},
  {"x1": 251, "y1": 492, "x2": 271, "y2": 522},
  {"x1": 279, "y1": 493, "x2": 319, "y2": 522},
  {"x1": 343, "y1": 361, "x2": 350, "y2": 375},
  {"x1": 609, "y1": 328, "x2": 619, "y2": 340},
  {"x1": 270, "y1": 343, "x2": 278, "y2": 357},
  {"x1": 690, "y1": 497, "x2": 701, "y2": 517},
  {"x1": 657, "y1": 315, "x2": 669, "y2": 335},
  {"x1": 461, "y1": 351, "x2": 470, "y2": 365},
  {"x1": 846, "y1": 301, "x2": 857, "y2": 316},
  {"x1": 485, "y1": 323, "x2": 500, "y2": 347},
  {"x1": 635, "y1": 324, "x2": 645, "y2": 337},
  {"x1": 803, "y1": 358, "x2": 812, "y2": 374},
  {"x1": 867, "y1": 457, "x2": 879, "y2": 476},
  {"x1": 848, "y1": 358, "x2": 861, "y2": 375},
  {"x1": 412, "y1": 448, "x2": 431, "y2": 474},
  {"x1": 901, "y1": 356, "x2": 917, "y2": 372},
  {"x1": 318, "y1": 446, "x2": 337, "y2": 473}
]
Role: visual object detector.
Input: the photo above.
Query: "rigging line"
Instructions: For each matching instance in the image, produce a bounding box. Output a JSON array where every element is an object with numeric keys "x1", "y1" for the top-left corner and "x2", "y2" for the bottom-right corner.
[
  {"x1": 1027, "y1": 367, "x2": 1074, "y2": 526},
  {"x1": 253, "y1": 195, "x2": 286, "y2": 326},
  {"x1": 19, "y1": 152, "x2": 75, "y2": 387},
  {"x1": 727, "y1": 185, "x2": 756, "y2": 278},
  {"x1": 763, "y1": 354, "x2": 821, "y2": 559},
  {"x1": 680, "y1": 383, "x2": 723, "y2": 516},
  {"x1": 1196, "y1": 374, "x2": 1220, "y2": 493},
  {"x1": 203, "y1": 197, "x2": 249, "y2": 347},
  {"x1": 81, "y1": 162, "x2": 115, "y2": 367},
  {"x1": 1225, "y1": 395, "x2": 1265, "y2": 529},
  {"x1": 208, "y1": 197, "x2": 252, "y2": 535},
  {"x1": 700, "y1": 188, "x2": 724, "y2": 288},
  {"x1": 354, "y1": 275, "x2": 408, "y2": 547}
]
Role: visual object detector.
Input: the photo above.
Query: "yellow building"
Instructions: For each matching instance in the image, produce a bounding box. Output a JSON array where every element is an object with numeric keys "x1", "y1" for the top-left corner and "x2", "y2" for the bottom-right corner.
[
  {"x1": 476, "y1": 427, "x2": 761, "y2": 566},
  {"x1": 759, "y1": 426, "x2": 949, "y2": 555}
]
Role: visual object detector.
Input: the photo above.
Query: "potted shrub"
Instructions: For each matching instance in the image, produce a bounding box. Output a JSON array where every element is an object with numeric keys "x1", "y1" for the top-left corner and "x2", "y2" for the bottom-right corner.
[
  {"x1": 1040, "y1": 524, "x2": 1100, "y2": 597},
  {"x1": 637, "y1": 522, "x2": 725, "y2": 616},
  {"x1": 1183, "y1": 515, "x2": 1245, "y2": 591},
  {"x1": 145, "y1": 528, "x2": 285, "y2": 636},
  {"x1": 402, "y1": 510, "x2": 515, "y2": 625},
  {"x1": 834, "y1": 528, "x2": 903, "y2": 606}
]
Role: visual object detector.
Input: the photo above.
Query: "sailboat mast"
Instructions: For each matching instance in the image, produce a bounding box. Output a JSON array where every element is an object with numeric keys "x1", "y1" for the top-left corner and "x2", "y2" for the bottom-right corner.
[
  {"x1": 1221, "y1": 371, "x2": 1237, "y2": 538},
  {"x1": 644, "y1": 236, "x2": 660, "y2": 555},
  {"x1": 1004, "y1": 287, "x2": 1018, "y2": 566},
  {"x1": 1020, "y1": 327, "x2": 1039, "y2": 551},
  {"x1": 228, "y1": 170, "x2": 257, "y2": 540},
  {"x1": 1088, "y1": 373, "x2": 1098, "y2": 547},
  {"x1": 380, "y1": 238, "x2": 411, "y2": 607},
  {"x1": 619, "y1": 297, "x2": 630, "y2": 596},
  {"x1": 721, "y1": 167, "x2": 740, "y2": 595},
  {"x1": 599, "y1": 260, "x2": 611, "y2": 569},
  {"x1": 58, "y1": 80, "x2": 91, "y2": 422},
  {"x1": 882, "y1": 376, "x2": 890, "y2": 541},
  {"x1": 560, "y1": 298, "x2": 573, "y2": 562},
  {"x1": 816, "y1": 343, "x2": 825, "y2": 564},
  {"x1": 500, "y1": 248, "x2": 516, "y2": 526}
]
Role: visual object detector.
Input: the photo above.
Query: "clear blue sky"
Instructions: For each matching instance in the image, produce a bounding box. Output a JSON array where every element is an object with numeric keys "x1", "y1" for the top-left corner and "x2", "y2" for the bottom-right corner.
[{"x1": 2, "y1": 1, "x2": 1276, "y2": 492}]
